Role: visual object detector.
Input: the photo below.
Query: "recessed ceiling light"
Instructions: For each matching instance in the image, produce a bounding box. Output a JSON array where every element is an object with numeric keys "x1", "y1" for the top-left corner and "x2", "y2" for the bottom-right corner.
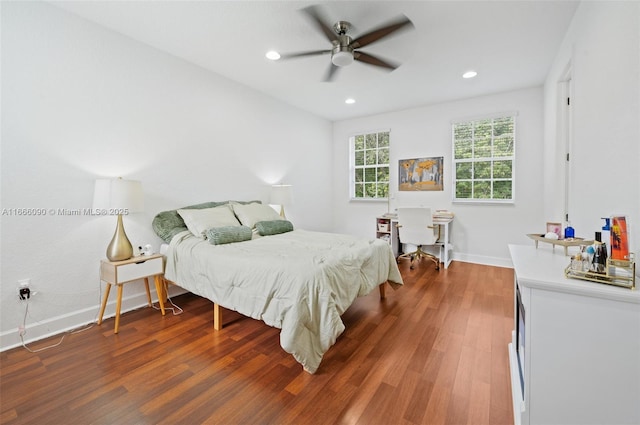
[
  {"x1": 345, "y1": 98, "x2": 356, "y2": 104},
  {"x1": 462, "y1": 70, "x2": 478, "y2": 79},
  {"x1": 266, "y1": 51, "x2": 281, "y2": 61}
]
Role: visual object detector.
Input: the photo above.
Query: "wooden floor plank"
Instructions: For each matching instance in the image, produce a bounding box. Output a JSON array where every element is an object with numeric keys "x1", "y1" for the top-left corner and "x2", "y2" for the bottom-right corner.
[{"x1": 0, "y1": 261, "x2": 514, "y2": 425}]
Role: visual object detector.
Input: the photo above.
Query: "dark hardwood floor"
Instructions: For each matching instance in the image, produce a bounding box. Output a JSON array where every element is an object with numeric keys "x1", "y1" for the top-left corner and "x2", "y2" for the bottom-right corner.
[{"x1": 1, "y1": 260, "x2": 515, "y2": 425}]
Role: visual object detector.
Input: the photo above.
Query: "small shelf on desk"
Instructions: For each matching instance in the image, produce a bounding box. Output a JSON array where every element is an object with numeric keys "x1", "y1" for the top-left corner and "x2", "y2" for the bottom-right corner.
[{"x1": 527, "y1": 233, "x2": 593, "y2": 256}]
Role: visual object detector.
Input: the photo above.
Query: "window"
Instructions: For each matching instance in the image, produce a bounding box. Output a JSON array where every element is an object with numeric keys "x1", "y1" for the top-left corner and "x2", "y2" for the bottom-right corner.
[
  {"x1": 350, "y1": 131, "x2": 390, "y2": 199},
  {"x1": 452, "y1": 115, "x2": 516, "y2": 202}
]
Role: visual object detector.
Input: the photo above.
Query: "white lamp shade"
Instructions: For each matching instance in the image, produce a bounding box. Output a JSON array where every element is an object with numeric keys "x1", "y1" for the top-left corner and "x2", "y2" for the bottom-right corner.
[
  {"x1": 270, "y1": 184, "x2": 293, "y2": 206},
  {"x1": 93, "y1": 178, "x2": 144, "y2": 212}
]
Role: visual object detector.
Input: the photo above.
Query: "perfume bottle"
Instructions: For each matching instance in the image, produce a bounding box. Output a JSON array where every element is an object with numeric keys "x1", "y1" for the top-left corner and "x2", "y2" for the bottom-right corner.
[
  {"x1": 601, "y1": 217, "x2": 611, "y2": 257},
  {"x1": 564, "y1": 222, "x2": 575, "y2": 239},
  {"x1": 592, "y1": 232, "x2": 608, "y2": 274}
]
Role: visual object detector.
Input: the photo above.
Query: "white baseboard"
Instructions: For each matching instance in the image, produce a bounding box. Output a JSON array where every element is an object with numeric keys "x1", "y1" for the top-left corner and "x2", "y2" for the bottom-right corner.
[
  {"x1": 452, "y1": 252, "x2": 513, "y2": 268},
  {"x1": 0, "y1": 286, "x2": 186, "y2": 352}
]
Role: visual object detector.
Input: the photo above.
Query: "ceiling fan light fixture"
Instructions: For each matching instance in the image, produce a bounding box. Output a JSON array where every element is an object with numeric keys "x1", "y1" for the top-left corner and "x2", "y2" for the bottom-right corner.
[{"x1": 332, "y1": 50, "x2": 354, "y2": 67}]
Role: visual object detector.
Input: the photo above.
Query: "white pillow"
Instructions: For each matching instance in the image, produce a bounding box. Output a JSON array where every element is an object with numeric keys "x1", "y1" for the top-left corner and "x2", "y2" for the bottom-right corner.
[
  {"x1": 231, "y1": 202, "x2": 282, "y2": 229},
  {"x1": 178, "y1": 205, "x2": 240, "y2": 238}
]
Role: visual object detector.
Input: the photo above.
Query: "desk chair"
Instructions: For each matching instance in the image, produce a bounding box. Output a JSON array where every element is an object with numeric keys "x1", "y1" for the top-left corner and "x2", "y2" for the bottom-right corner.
[{"x1": 396, "y1": 207, "x2": 441, "y2": 270}]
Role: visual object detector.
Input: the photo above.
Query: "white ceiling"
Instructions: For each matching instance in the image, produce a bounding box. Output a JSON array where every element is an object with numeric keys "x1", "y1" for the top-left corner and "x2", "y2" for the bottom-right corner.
[{"x1": 51, "y1": 0, "x2": 579, "y2": 121}]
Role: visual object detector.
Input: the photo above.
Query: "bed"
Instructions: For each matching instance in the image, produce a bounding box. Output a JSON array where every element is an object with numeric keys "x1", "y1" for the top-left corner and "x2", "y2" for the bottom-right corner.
[{"x1": 153, "y1": 200, "x2": 403, "y2": 373}]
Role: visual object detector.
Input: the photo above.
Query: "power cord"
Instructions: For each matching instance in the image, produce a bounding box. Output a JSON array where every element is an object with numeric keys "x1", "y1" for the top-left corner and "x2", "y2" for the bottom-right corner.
[
  {"x1": 151, "y1": 279, "x2": 183, "y2": 315},
  {"x1": 19, "y1": 300, "x2": 94, "y2": 353},
  {"x1": 19, "y1": 264, "x2": 105, "y2": 353}
]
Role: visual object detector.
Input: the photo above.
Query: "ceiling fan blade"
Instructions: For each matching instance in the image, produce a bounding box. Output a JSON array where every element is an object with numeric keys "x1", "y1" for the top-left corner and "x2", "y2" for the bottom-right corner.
[
  {"x1": 350, "y1": 16, "x2": 413, "y2": 49},
  {"x1": 301, "y1": 5, "x2": 338, "y2": 43},
  {"x1": 354, "y1": 51, "x2": 398, "y2": 70},
  {"x1": 323, "y1": 63, "x2": 340, "y2": 82},
  {"x1": 280, "y1": 49, "x2": 331, "y2": 60}
]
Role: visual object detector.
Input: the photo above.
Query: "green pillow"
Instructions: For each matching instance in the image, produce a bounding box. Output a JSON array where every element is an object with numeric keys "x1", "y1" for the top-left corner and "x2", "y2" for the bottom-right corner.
[
  {"x1": 206, "y1": 225, "x2": 253, "y2": 245},
  {"x1": 255, "y1": 220, "x2": 294, "y2": 236}
]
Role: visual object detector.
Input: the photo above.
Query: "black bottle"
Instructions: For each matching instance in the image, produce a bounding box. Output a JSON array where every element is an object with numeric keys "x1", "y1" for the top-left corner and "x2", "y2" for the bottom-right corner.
[{"x1": 592, "y1": 231, "x2": 608, "y2": 273}]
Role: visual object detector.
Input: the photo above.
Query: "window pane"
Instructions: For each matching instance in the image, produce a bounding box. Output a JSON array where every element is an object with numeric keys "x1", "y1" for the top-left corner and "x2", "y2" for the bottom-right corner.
[
  {"x1": 377, "y1": 167, "x2": 389, "y2": 182},
  {"x1": 365, "y1": 134, "x2": 376, "y2": 149},
  {"x1": 493, "y1": 160, "x2": 512, "y2": 178},
  {"x1": 354, "y1": 135, "x2": 365, "y2": 150},
  {"x1": 355, "y1": 183, "x2": 363, "y2": 198},
  {"x1": 493, "y1": 117, "x2": 514, "y2": 136},
  {"x1": 456, "y1": 181, "x2": 472, "y2": 198},
  {"x1": 474, "y1": 138, "x2": 491, "y2": 158},
  {"x1": 365, "y1": 150, "x2": 377, "y2": 166},
  {"x1": 454, "y1": 123, "x2": 472, "y2": 139},
  {"x1": 364, "y1": 183, "x2": 376, "y2": 197},
  {"x1": 378, "y1": 132, "x2": 389, "y2": 148},
  {"x1": 474, "y1": 161, "x2": 492, "y2": 179},
  {"x1": 456, "y1": 162, "x2": 472, "y2": 179},
  {"x1": 454, "y1": 139, "x2": 472, "y2": 159},
  {"x1": 474, "y1": 119, "x2": 492, "y2": 139},
  {"x1": 354, "y1": 168, "x2": 363, "y2": 183},
  {"x1": 364, "y1": 167, "x2": 376, "y2": 183},
  {"x1": 378, "y1": 148, "x2": 389, "y2": 165},
  {"x1": 494, "y1": 135, "x2": 514, "y2": 157},
  {"x1": 475, "y1": 181, "x2": 491, "y2": 198},
  {"x1": 493, "y1": 180, "x2": 512, "y2": 199},
  {"x1": 355, "y1": 151, "x2": 364, "y2": 166},
  {"x1": 376, "y1": 184, "x2": 388, "y2": 198}
]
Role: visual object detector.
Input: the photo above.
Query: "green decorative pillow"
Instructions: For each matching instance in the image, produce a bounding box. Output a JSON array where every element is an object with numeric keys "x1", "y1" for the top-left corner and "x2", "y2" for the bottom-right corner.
[
  {"x1": 206, "y1": 225, "x2": 253, "y2": 245},
  {"x1": 255, "y1": 220, "x2": 294, "y2": 236}
]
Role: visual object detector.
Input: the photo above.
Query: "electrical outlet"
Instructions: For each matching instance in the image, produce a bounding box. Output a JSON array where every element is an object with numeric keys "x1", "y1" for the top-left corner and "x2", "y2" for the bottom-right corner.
[{"x1": 18, "y1": 279, "x2": 31, "y2": 300}]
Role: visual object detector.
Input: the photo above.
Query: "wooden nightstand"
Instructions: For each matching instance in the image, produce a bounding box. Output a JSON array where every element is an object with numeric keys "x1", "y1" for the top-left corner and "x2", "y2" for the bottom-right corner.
[{"x1": 98, "y1": 253, "x2": 166, "y2": 334}]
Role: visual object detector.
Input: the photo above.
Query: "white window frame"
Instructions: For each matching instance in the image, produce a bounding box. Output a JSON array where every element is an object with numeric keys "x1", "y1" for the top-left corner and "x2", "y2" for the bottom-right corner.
[
  {"x1": 451, "y1": 113, "x2": 517, "y2": 204},
  {"x1": 349, "y1": 130, "x2": 390, "y2": 201}
]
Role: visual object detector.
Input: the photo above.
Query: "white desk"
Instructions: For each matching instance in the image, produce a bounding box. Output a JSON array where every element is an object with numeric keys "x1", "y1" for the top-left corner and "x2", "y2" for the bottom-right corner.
[{"x1": 377, "y1": 216, "x2": 454, "y2": 269}]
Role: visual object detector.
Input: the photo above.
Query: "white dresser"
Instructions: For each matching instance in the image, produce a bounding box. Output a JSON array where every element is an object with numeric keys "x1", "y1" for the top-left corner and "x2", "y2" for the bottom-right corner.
[{"x1": 508, "y1": 244, "x2": 640, "y2": 425}]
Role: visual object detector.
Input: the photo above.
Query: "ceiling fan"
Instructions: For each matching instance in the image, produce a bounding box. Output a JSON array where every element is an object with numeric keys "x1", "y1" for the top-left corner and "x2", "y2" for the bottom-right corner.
[{"x1": 279, "y1": 6, "x2": 414, "y2": 82}]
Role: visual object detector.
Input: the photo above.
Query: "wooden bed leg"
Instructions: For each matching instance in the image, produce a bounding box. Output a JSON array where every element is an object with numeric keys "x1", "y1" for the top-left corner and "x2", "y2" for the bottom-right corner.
[
  {"x1": 213, "y1": 303, "x2": 222, "y2": 330},
  {"x1": 379, "y1": 282, "x2": 386, "y2": 299}
]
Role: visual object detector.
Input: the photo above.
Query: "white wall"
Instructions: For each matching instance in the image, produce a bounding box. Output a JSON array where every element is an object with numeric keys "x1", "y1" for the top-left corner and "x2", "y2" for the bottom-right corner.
[
  {"x1": 543, "y1": 1, "x2": 640, "y2": 269},
  {"x1": 0, "y1": 2, "x2": 333, "y2": 349},
  {"x1": 332, "y1": 87, "x2": 545, "y2": 267}
]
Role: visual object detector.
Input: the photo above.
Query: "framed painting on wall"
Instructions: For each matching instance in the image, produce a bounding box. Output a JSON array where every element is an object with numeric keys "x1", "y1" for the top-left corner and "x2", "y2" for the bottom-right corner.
[{"x1": 398, "y1": 156, "x2": 443, "y2": 191}]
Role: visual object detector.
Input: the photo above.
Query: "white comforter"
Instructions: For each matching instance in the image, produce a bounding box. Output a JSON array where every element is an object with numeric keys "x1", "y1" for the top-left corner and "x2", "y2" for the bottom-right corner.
[{"x1": 164, "y1": 229, "x2": 403, "y2": 373}]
